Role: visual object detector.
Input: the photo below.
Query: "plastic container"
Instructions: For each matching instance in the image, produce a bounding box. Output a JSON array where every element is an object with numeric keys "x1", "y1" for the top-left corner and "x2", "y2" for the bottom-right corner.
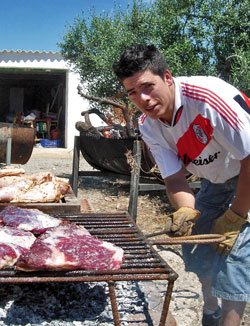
[{"x1": 40, "y1": 139, "x2": 62, "y2": 148}]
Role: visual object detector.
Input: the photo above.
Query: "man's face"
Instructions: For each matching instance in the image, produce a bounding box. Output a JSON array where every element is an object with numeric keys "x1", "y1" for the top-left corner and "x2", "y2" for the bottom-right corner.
[{"x1": 123, "y1": 69, "x2": 175, "y2": 123}]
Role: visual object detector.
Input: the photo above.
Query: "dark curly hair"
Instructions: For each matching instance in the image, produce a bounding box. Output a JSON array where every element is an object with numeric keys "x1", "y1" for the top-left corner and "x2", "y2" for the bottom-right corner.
[{"x1": 113, "y1": 44, "x2": 169, "y2": 81}]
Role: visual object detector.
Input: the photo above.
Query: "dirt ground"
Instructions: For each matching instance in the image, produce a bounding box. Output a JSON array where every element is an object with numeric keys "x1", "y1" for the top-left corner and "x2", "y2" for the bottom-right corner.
[{"x1": 21, "y1": 147, "x2": 250, "y2": 325}]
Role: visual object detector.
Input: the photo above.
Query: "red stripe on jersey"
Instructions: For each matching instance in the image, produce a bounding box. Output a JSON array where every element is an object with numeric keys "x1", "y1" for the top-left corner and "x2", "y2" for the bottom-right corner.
[
  {"x1": 139, "y1": 113, "x2": 147, "y2": 125},
  {"x1": 240, "y1": 91, "x2": 250, "y2": 109},
  {"x1": 177, "y1": 114, "x2": 213, "y2": 166},
  {"x1": 181, "y1": 82, "x2": 243, "y2": 132}
]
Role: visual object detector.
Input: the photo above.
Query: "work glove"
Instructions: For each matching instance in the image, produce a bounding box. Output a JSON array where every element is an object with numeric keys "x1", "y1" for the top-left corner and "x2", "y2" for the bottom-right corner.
[
  {"x1": 165, "y1": 207, "x2": 200, "y2": 237},
  {"x1": 212, "y1": 208, "x2": 248, "y2": 255}
]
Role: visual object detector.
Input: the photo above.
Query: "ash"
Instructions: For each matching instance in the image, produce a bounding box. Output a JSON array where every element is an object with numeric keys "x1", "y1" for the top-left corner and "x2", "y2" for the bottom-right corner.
[{"x1": 0, "y1": 281, "x2": 158, "y2": 326}]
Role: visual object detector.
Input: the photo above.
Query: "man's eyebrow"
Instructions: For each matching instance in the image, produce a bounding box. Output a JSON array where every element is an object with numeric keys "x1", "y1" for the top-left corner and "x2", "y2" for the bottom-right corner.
[
  {"x1": 126, "y1": 87, "x2": 134, "y2": 93},
  {"x1": 126, "y1": 81, "x2": 150, "y2": 93}
]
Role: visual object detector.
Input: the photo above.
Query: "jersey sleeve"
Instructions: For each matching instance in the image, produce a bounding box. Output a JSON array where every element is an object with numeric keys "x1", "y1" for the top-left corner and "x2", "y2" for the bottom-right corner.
[{"x1": 204, "y1": 89, "x2": 250, "y2": 160}]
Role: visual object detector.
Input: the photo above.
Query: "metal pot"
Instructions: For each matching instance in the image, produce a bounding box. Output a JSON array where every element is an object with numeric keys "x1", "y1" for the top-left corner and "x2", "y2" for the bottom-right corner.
[{"x1": 0, "y1": 123, "x2": 35, "y2": 164}]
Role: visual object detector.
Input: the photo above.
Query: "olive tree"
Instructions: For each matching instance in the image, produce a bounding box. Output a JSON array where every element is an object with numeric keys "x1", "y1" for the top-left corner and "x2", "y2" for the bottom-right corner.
[{"x1": 59, "y1": 0, "x2": 250, "y2": 102}]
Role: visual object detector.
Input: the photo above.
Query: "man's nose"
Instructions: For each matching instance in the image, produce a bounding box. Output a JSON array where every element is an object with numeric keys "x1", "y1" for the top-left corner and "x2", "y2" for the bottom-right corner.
[{"x1": 140, "y1": 92, "x2": 150, "y2": 102}]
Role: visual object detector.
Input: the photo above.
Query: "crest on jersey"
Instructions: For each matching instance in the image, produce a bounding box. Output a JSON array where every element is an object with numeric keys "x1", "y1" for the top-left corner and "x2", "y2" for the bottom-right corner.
[{"x1": 192, "y1": 124, "x2": 208, "y2": 144}]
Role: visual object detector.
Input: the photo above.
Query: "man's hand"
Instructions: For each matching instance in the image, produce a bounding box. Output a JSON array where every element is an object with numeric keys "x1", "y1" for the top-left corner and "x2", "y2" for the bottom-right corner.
[
  {"x1": 212, "y1": 208, "x2": 248, "y2": 255},
  {"x1": 165, "y1": 207, "x2": 200, "y2": 236}
]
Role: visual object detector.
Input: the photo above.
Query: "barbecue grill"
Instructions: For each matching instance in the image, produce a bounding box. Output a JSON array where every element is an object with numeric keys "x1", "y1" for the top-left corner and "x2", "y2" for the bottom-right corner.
[{"x1": 0, "y1": 212, "x2": 178, "y2": 326}]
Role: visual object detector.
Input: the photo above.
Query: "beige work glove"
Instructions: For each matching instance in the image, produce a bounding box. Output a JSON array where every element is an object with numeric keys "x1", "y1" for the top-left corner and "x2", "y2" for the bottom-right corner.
[
  {"x1": 212, "y1": 208, "x2": 248, "y2": 255},
  {"x1": 165, "y1": 207, "x2": 200, "y2": 237}
]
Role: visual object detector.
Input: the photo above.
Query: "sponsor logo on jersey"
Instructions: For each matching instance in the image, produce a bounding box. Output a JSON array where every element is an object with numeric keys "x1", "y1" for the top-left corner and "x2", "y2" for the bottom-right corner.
[
  {"x1": 192, "y1": 124, "x2": 208, "y2": 144},
  {"x1": 182, "y1": 151, "x2": 221, "y2": 165}
]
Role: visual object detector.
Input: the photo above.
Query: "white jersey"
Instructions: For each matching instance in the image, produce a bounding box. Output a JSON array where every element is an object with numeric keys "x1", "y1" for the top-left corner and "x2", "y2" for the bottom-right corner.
[{"x1": 139, "y1": 76, "x2": 250, "y2": 183}]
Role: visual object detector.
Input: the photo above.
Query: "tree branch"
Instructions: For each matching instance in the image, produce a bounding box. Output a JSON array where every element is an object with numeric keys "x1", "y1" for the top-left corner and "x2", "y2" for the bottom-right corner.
[
  {"x1": 77, "y1": 85, "x2": 125, "y2": 109},
  {"x1": 77, "y1": 84, "x2": 135, "y2": 137}
]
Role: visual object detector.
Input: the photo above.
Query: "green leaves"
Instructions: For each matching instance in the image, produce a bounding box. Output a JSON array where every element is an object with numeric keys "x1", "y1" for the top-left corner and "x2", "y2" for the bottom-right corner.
[{"x1": 58, "y1": 0, "x2": 250, "y2": 104}]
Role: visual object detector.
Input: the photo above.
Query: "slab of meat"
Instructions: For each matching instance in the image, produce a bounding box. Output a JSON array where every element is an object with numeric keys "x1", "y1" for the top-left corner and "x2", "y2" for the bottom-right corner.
[
  {"x1": 0, "y1": 226, "x2": 36, "y2": 269},
  {"x1": 0, "y1": 175, "x2": 29, "y2": 188},
  {"x1": 28, "y1": 172, "x2": 53, "y2": 184},
  {"x1": 16, "y1": 224, "x2": 124, "y2": 271},
  {"x1": 0, "y1": 206, "x2": 64, "y2": 234},
  {"x1": 0, "y1": 166, "x2": 25, "y2": 177},
  {"x1": 0, "y1": 179, "x2": 34, "y2": 202},
  {"x1": 11, "y1": 181, "x2": 62, "y2": 203},
  {"x1": 55, "y1": 177, "x2": 71, "y2": 195},
  {"x1": 28, "y1": 173, "x2": 71, "y2": 196},
  {"x1": 0, "y1": 243, "x2": 23, "y2": 269},
  {"x1": 0, "y1": 169, "x2": 70, "y2": 203}
]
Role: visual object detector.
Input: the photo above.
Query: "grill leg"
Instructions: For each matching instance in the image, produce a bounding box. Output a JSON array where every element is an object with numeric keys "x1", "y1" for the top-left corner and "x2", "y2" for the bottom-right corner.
[
  {"x1": 108, "y1": 281, "x2": 121, "y2": 326},
  {"x1": 128, "y1": 140, "x2": 142, "y2": 222},
  {"x1": 159, "y1": 280, "x2": 175, "y2": 326},
  {"x1": 71, "y1": 135, "x2": 80, "y2": 196}
]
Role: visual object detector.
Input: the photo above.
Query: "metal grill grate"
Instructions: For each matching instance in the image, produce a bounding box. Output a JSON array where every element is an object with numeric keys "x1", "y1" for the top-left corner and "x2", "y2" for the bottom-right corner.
[{"x1": 0, "y1": 212, "x2": 178, "y2": 326}]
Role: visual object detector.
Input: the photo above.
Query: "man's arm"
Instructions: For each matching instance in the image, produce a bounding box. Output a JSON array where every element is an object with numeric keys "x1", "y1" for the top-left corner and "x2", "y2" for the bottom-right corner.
[
  {"x1": 230, "y1": 154, "x2": 250, "y2": 217},
  {"x1": 164, "y1": 167, "x2": 195, "y2": 210},
  {"x1": 213, "y1": 154, "x2": 250, "y2": 254}
]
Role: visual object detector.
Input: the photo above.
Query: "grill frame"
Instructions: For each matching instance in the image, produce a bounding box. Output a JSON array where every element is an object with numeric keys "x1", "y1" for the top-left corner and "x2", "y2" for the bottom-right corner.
[{"x1": 0, "y1": 212, "x2": 178, "y2": 326}]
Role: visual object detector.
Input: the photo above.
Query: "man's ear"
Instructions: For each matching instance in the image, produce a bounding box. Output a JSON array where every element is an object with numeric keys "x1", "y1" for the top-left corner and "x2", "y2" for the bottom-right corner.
[{"x1": 164, "y1": 70, "x2": 173, "y2": 86}]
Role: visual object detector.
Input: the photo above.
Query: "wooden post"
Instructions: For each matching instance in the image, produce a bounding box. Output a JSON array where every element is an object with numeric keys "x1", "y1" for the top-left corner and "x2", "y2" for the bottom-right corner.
[
  {"x1": 128, "y1": 140, "x2": 142, "y2": 222},
  {"x1": 71, "y1": 135, "x2": 80, "y2": 196}
]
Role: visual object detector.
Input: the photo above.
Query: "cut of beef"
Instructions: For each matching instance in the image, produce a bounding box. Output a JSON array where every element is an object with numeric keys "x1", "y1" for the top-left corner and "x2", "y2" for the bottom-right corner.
[
  {"x1": 0, "y1": 243, "x2": 22, "y2": 269},
  {"x1": 0, "y1": 206, "x2": 64, "y2": 234},
  {"x1": 0, "y1": 169, "x2": 71, "y2": 203},
  {"x1": 11, "y1": 181, "x2": 62, "y2": 203},
  {"x1": 0, "y1": 166, "x2": 25, "y2": 177},
  {"x1": 0, "y1": 175, "x2": 28, "y2": 188},
  {"x1": 16, "y1": 223, "x2": 124, "y2": 272},
  {"x1": 0, "y1": 226, "x2": 36, "y2": 269},
  {"x1": 0, "y1": 179, "x2": 34, "y2": 202}
]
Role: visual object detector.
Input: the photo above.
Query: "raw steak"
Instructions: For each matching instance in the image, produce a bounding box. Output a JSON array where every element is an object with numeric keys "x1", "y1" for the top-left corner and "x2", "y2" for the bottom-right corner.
[
  {"x1": 0, "y1": 243, "x2": 24, "y2": 269},
  {"x1": 0, "y1": 206, "x2": 63, "y2": 234},
  {"x1": 16, "y1": 224, "x2": 124, "y2": 271},
  {"x1": 0, "y1": 226, "x2": 36, "y2": 269}
]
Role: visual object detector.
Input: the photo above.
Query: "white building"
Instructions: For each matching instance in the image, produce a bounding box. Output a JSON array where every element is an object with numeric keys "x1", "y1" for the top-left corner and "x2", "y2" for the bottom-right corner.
[{"x1": 0, "y1": 50, "x2": 90, "y2": 150}]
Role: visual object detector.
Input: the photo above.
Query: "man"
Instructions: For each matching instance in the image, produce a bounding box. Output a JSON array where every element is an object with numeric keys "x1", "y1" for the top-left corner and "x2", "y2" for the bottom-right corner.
[{"x1": 113, "y1": 44, "x2": 250, "y2": 326}]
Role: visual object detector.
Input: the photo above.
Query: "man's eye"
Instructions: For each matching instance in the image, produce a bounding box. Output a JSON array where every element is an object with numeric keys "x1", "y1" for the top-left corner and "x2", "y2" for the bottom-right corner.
[{"x1": 128, "y1": 91, "x2": 135, "y2": 97}]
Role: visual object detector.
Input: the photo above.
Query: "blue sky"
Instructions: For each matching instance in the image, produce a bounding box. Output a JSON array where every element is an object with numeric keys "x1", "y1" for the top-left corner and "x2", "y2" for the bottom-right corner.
[{"x1": 0, "y1": 0, "x2": 136, "y2": 52}]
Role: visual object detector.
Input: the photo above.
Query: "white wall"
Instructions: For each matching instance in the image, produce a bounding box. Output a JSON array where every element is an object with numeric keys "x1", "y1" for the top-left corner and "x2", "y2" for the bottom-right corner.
[{"x1": 65, "y1": 70, "x2": 89, "y2": 149}]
